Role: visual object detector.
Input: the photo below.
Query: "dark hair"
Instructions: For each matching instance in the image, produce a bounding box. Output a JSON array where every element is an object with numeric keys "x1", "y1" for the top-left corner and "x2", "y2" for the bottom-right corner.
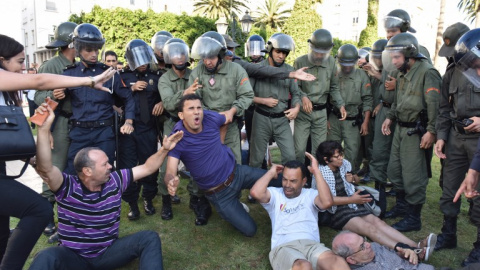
[
  {"x1": 74, "y1": 147, "x2": 101, "y2": 174},
  {"x1": 283, "y1": 160, "x2": 307, "y2": 179},
  {"x1": 117, "y1": 61, "x2": 123, "y2": 65},
  {"x1": 0, "y1": 34, "x2": 25, "y2": 106},
  {"x1": 316, "y1": 141, "x2": 343, "y2": 166},
  {"x1": 105, "y1": 50, "x2": 118, "y2": 59},
  {"x1": 176, "y1": 94, "x2": 202, "y2": 112}
]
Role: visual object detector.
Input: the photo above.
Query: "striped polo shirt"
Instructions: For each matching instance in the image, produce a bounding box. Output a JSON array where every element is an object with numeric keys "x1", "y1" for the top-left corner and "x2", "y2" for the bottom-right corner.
[{"x1": 55, "y1": 169, "x2": 133, "y2": 258}]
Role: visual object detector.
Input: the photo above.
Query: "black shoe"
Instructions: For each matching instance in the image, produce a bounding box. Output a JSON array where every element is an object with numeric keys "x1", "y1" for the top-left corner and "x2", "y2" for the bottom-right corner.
[
  {"x1": 171, "y1": 195, "x2": 181, "y2": 204},
  {"x1": 161, "y1": 195, "x2": 173, "y2": 220},
  {"x1": 462, "y1": 247, "x2": 480, "y2": 267},
  {"x1": 385, "y1": 191, "x2": 407, "y2": 219},
  {"x1": 194, "y1": 196, "x2": 211, "y2": 226},
  {"x1": 392, "y1": 204, "x2": 422, "y2": 232},
  {"x1": 189, "y1": 195, "x2": 199, "y2": 210},
  {"x1": 127, "y1": 202, "x2": 140, "y2": 220},
  {"x1": 434, "y1": 216, "x2": 457, "y2": 251},
  {"x1": 43, "y1": 220, "x2": 56, "y2": 236},
  {"x1": 144, "y1": 199, "x2": 156, "y2": 215},
  {"x1": 48, "y1": 232, "x2": 59, "y2": 244}
]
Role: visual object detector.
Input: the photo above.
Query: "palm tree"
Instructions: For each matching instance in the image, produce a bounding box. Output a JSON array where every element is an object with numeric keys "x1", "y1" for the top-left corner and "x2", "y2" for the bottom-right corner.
[
  {"x1": 458, "y1": 0, "x2": 480, "y2": 27},
  {"x1": 434, "y1": 0, "x2": 446, "y2": 69},
  {"x1": 193, "y1": 0, "x2": 248, "y2": 20},
  {"x1": 253, "y1": 0, "x2": 291, "y2": 31}
]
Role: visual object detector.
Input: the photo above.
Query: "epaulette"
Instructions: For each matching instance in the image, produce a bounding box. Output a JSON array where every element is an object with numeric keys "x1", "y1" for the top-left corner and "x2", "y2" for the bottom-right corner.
[
  {"x1": 64, "y1": 63, "x2": 78, "y2": 70},
  {"x1": 99, "y1": 63, "x2": 111, "y2": 70},
  {"x1": 148, "y1": 68, "x2": 162, "y2": 76}
]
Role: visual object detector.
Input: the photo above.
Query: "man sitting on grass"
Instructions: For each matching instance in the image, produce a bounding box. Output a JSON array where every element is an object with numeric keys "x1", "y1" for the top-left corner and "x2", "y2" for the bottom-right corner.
[
  {"x1": 250, "y1": 157, "x2": 350, "y2": 270},
  {"x1": 30, "y1": 102, "x2": 183, "y2": 270}
]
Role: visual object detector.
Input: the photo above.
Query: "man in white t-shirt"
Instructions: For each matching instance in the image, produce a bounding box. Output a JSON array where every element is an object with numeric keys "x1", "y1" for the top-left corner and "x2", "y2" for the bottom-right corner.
[{"x1": 250, "y1": 153, "x2": 349, "y2": 270}]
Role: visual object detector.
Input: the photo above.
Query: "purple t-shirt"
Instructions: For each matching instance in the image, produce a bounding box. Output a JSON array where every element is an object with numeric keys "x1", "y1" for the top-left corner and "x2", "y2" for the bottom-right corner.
[
  {"x1": 55, "y1": 169, "x2": 133, "y2": 258},
  {"x1": 168, "y1": 110, "x2": 235, "y2": 190}
]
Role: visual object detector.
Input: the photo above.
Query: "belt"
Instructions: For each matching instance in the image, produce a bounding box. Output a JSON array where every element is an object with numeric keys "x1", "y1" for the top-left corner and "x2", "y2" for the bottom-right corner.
[
  {"x1": 205, "y1": 170, "x2": 235, "y2": 196},
  {"x1": 382, "y1": 101, "x2": 392, "y2": 108},
  {"x1": 397, "y1": 120, "x2": 417, "y2": 128},
  {"x1": 255, "y1": 107, "x2": 285, "y2": 118},
  {"x1": 452, "y1": 123, "x2": 478, "y2": 135},
  {"x1": 312, "y1": 103, "x2": 327, "y2": 111},
  {"x1": 71, "y1": 119, "x2": 114, "y2": 128},
  {"x1": 345, "y1": 116, "x2": 357, "y2": 120}
]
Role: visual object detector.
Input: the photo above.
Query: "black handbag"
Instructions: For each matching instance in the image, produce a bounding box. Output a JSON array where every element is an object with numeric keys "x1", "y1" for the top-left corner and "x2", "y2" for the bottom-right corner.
[{"x1": 0, "y1": 92, "x2": 36, "y2": 178}]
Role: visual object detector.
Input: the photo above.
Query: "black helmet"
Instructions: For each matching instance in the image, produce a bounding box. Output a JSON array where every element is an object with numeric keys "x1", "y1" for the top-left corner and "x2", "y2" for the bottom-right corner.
[
  {"x1": 454, "y1": 28, "x2": 480, "y2": 87},
  {"x1": 307, "y1": 29, "x2": 333, "y2": 65},
  {"x1": 382, "y1": 33, "x2": 424, "y2": 72},
  {"x1": 245, "y1": 34, "x2": 265, "y2": 58},
  {"x1": 370, "y1": 39, "x2": 388, "y2": 70},
  {"x1": 265, "y1": 33, "x2": 295, "y2": 54},
  {"x1": 371, "y1": 39, "x2": 388, "y2": 53},
  {"x1": 125, "y1": 39, "x2": 156, "y2": 70},
  {"x1": 337, "y1": 44, "x2": 359, "y2": 66},
  {"x1": 384, "y1": 9, "x2": 415, "y2": 33},
  {"x1": 151, "y1": 31, "x2": 173, "y2": 57},
  {"x1": 191, "y1": 31, "x2": 227, "y2": 59},
  {"x1": 72, "y1": 23, "x2": 105, "y2": 64},
  {"x1": 163, "y1": 38, "x2": 190, "y2": 70},
  {"x1": 46, "y1": 22, "x2": 77, "y2": 49}
]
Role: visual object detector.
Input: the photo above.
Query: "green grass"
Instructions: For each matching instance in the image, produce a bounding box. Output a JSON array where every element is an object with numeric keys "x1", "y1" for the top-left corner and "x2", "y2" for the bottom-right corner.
[{"x1": 13, "y1": 147, "x2": 477, "y2": 269}]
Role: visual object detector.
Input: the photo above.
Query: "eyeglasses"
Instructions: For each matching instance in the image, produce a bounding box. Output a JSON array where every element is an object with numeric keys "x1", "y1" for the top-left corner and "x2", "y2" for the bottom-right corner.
[{"x1": 348, "y1": 236, "x2": 367, "y2": 257}]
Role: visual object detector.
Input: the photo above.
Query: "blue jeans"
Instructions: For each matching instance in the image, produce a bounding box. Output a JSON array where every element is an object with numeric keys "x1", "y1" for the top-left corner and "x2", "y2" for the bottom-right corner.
[
  {"x1": 205, "y1": 165, "x2": 282, "y2": 237},
  {"x1": 29, "y1": 230, "x2": 163, "y2": 270}
]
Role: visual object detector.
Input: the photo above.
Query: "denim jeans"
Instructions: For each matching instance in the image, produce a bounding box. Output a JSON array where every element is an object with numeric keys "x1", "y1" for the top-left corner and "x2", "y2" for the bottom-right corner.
[
  {"x1": 205, "y1": 165, "x2": 282, "y2": 237},
  {"x1": 29, "y1": 230, "x2": 163, "y2": 270}
]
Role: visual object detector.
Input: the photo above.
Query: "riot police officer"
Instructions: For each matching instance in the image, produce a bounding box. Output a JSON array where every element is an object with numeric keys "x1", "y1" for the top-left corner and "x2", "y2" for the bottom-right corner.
[
  {"x1": 118, "y1": 39, "x2": 163, "y2": 221},
  {"x1": 245, "y1": 34, "x2": 266, "y2": 63},
  {"x1": 60, "y1": 23, "x2": 135, "y2": 174},
  {"x1": 151, "y1": 30, "x2": 173, "y2": 73}
]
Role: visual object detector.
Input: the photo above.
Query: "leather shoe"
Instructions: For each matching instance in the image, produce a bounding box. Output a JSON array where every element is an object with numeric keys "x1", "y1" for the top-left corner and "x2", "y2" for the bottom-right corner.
[
  {"x1": 144, "y1": 199, "x2": 156, "y2": 215},
  {"x1": 43, "y1": 220, "x2": 56, "y2": 236},
  {"x1": 462, "y1": 247, "x2": 480, "y2": 267},
  {"x1": 194, "y1": 197, "x2": 212, "y2": 226},
  {"x1": 127, "y1": 202, "x2": 140, "y2": 220},
  {"x1": 171, "y1": 195, "x2": 181, "y2": 204},
  {"x1": 161, "y1": 195, "x2": 173, "y2": 220},
  {"x1": 48, "y1": 232, "x2": 59, "y2": 244}
]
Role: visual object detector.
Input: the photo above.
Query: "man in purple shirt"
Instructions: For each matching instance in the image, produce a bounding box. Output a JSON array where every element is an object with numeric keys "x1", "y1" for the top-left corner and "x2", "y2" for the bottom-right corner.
[
  {"x1": 165, "y1": 94, "x2": 282, "y2": 236},
  {"x1": 30, "y1": 103, "x2": 183, "y2": 270}
]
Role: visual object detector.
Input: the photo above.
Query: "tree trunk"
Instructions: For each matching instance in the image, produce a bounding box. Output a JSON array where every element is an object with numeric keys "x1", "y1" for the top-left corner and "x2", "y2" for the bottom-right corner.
[{"x1": 434, "y1": 0, "x2": 446, "y2": 69}]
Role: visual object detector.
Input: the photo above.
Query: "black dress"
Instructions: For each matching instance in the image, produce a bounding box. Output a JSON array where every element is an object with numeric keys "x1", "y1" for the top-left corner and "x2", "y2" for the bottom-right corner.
[{"x1": 330, "y1": 170, "x2": 371, "y2": 230}]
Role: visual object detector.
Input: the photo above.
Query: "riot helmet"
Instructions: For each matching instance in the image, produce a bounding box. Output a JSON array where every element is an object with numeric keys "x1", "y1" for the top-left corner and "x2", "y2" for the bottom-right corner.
[
  {"x1": 337, "y1": 44, "x2": 359, "y2": 75},
  {"x1": 382, "y1": 32, "x2": 424, "y2": 73},
  {"x1": 265, "y1": 33, "x2": 295, "y2": 67},
  {"x1": 384, "y1": 9, "x2": 415, "y2": 33},
  {"x1": 454, "y1": 28, "x2": 480, "y2": 87},
  {"x1": 46, "y1": 22, "x2": 77, "y2": 49},
  {"x1": 307, "y1": 29, "x2": 334, "y2": 65},
  {"x1": 151, "y1": 31, "x2": 173, "y2": 61},
  {"x1": 163, "y1": 38, "x2": 190, "y2": 71},
  {"x1": 370, "y1": 39, "x2": 388, "y2": 71},
  {"x1": 358, "y1": 48, "x2": 370, "y2": 68},
  {"x1": 125, "y1": 39, "x2": 157, "y2": 71},
  {"x1": 245, "y1": 35, "x2": 265, "y2": 62},
  {"x1": 191, "y1": 31, "x2": 227, "y2": 73},
  {"x1": 72, "y1": 23, "x2": 105, "y2": 65}
]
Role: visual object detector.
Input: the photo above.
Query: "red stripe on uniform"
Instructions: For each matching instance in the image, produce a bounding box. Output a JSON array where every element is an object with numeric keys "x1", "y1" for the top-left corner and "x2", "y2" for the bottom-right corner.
[
  {"x1": 240, "y1": 78, "x2": 249, "y2": 86},
  {"x1": 426, "y1": 87, "x2": 439, "y2": 94}
]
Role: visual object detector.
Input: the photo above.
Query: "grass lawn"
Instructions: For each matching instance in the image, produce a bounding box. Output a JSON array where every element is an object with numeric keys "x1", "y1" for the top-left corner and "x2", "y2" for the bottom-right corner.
[{"x1": 13, "y1": 147, "x2": 477, "y2": 269}]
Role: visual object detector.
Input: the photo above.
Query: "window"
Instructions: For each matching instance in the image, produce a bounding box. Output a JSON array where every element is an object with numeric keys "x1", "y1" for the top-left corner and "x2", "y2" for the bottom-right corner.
[
  {"x1": 46, "y1": 0, "x2": 56, "y2": 11},
  {"x1": 24, "y1": 32, "x2": 28, "y2": 47}
]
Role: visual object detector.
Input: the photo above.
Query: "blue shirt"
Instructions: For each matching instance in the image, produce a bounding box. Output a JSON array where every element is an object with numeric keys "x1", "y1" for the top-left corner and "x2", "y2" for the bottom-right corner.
[
  {"x1": 63, "y1": 62, "x2": 135, "y2": 122},
  {"x1": 168, "y1": 110, "x2": 235, "y2": 190}
]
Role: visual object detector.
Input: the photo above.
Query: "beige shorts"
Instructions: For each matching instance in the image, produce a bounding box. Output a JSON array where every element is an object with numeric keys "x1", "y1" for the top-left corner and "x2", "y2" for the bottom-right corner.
[{"x1": 269, "y1": 239, "x2": 330, "y2": 270}]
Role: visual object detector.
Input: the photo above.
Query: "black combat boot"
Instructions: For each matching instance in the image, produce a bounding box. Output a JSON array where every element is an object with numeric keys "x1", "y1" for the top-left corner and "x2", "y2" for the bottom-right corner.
[
  {"x1": 144, "y1": 198, "x2": 156, "y2": 215},
  {"x1": 375, "y1": 181, "x2": 387, "y2": 219},
  {"x1": 194, "y1": 196, "x2": 212, "y2": 226},
  {"x1": 161, "y1": 195, "x2": 173, "y2": 220},
  {"x1": 43, "y1": 201, "x2": 56, "y2": 236},
  {"x1": 127, "y1": 202, "x2": 140, "y2": 221},
  {"x1": 189, "y1": 195, "x2": 199, "y2": 210},
  {"x1": 171, "y1": 195, "x2": 181, "y2": 204},
  {"x1": 462, "y1": 227, "x2": 480, "y2": 267},
  {"x1": 392, "y1": 204, "x2": 422, "y2": 232},
  {"x1": 434, "y1": 216, "x2": 457, "y2": 251},
  {"x1": 385, "y1": 190, "x2": 407, "y2": 218}
]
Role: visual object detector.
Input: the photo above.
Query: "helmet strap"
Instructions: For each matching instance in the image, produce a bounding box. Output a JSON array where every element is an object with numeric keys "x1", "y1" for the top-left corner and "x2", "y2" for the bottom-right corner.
[{"x1": 269, "y1": 53, "x2": 284, "y2": 67}]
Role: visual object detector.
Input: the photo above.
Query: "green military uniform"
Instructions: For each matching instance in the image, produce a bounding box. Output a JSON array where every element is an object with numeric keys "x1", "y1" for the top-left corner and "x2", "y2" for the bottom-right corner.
[
  {"x1": 250, "y1": 59, "x2": 302, "y2": 167},
  {"x1": 157, "y1": 68, "x2": 201, "y2": 196},
  {"x1": 189, "y1": 60, "x2": 254, "y2": 164},
  {"x1": 34, "y1": 52, "x2": 74, "y2": 202},
  {"x1": 293, "y1": 54, "x2": 344, "y2": 162},
  {"x1": 327, "y1": 68, "x2": 372, "y2": 171},
  {"x1": 387, "y1": 60, "x2": 441, "y2": 205}
]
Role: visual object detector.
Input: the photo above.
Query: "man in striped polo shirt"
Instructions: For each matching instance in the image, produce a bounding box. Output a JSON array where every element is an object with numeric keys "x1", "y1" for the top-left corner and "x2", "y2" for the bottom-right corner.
[{"x1": 30, "y1": 103, "x2": 183, "y2": 270}]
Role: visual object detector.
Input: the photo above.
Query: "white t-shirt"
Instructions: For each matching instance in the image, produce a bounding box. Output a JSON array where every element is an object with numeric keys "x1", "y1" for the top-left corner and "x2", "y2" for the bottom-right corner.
[
  {"x1": 0, "y1": 93, "x2": 6, "y2": 106},
  {"x1": 262, "y1": 188, "x2": 322, "y2": 250}
]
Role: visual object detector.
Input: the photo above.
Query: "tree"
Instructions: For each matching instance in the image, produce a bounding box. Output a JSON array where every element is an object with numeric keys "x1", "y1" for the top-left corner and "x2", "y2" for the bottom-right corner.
[
  {"x1": 193, "y1": 0, "x2": 247, "y2": 20},
  {"x1": 434, "y1": 0, "x2": 446, "y2": 69},
  {"x1": 357, "y1": 0, "x2": 378, "y2": 48},
  {"x1": 458, "y1": 0, "x2": 480, "y2": 27},
  {"x1": 282, "y1": 0, "x2": 322, "y2": 62},
  {"x1": 253, "y1": 0, "x2": 291, "y2": 31}
]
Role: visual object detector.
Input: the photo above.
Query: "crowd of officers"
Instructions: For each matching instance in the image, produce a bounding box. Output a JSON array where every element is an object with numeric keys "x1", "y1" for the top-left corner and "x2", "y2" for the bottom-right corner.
[{"x1": 33, "y1": 8, "x2": 480, "y2": 267}]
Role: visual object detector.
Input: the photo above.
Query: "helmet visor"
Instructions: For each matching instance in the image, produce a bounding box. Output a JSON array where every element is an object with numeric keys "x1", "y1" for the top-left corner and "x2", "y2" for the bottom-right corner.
[
  {"x1": 308, "y1": 45, "x2": 330, "y2": 66},
  {"x1": 369, "y1": 52, "x2": 383, "y2": 71},
  {"x1": 191, "y1": 36, "x2": 223, "y2": 60},
  {"x1": 384, "y1": 16, "x2": 404, "y2": 30},
  {"x1": 456, "y1": 48, "x2": 480, "y2": 87},
  {"x1": 337, "y1": 62, "x2": 355, "y2": 75},
  {"x1": 245, "y1": 40, "x2": 265, "y2": 57},
  {"x1": 151, "y1": 36, "x2": 171, "y2": 56},
  {"x1": 382, "y1": 49, "x2": 404, "y2": 72},
  {"x1": 163, "y1": 43, "x2": 190, "y2": 65},
  {"x1": 126, "y1": 46, "x2": 157, "y2": 70}
]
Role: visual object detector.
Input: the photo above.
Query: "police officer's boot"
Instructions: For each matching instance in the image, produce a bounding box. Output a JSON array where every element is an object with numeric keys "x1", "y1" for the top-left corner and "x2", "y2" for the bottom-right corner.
[
  {"x1": 161, "y1": 195, "x2": 173, "y2": 220},
  {"x1": 189, "y1": 195, "x2": 199, "y2": 210},
  {"x1": 375, "y1": 181, "x2": 387, "y2": 219},
  {"x1": 171, "y1": 195, "x2": 181, "y2": 204},
  {"x1": 144, "y1": 198, "x2": 156, "y2": 215},
  {"x1": 194, "y1": 196, "x2": 212, "y2": 226},
  {"x1": 434, "y1": 216, "x2": 457, "y2": 251},
  {"x1": 385, "y1": 190, "x2": 408, "y2": 219},
  {"x1": 127, "y1": 202, "x2": 140, "y2": 221},
  {"x1": 392, "y1": 203, "x2": 422, "y2": 232},
  {"x1": 462, "y1": 227, "x2": 480, "y2": 267}
]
